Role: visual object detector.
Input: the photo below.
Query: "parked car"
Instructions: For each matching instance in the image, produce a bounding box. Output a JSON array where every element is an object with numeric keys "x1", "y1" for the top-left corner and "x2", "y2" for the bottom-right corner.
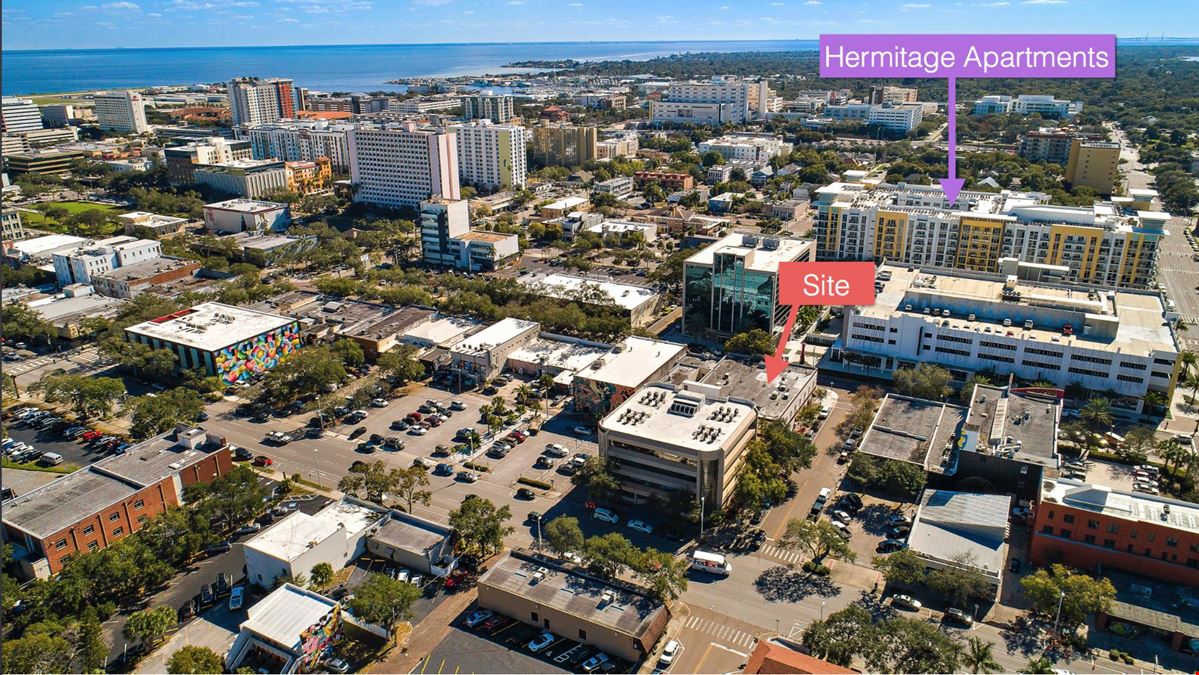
[
  {"x1": 233, "y1": 445, "x2": 254, "y2": 461},
  {"x1": 516, "y1": 488, "x2": 535, "y2": 500},
  {"x1": 450, "y1": 400, "x2": 467, "y2": 411},
  {"x1": 409, "y1": 426, "x2": 428, "y2": 436},
  {"x1": 543, "y1": 443, "x2": 568, "y2": 457},
  {"x1": 349, "y1": 426, "x2": 368, "y2": 439},
  {"x1": 892, "y1": 594, "x2": 922, "y2": 611},
  {"x1": 888, "y1": 526, "x2": 911, "y2": 539},
  {"x1": 527, "y1": 511, "x2": 543, "y2": 524},
  {"x1": 435, "y1": 463, "x2": 454, "y2": 476},
  {"x1": 228, "y1": 586, "x2": 245, "y2": 610},
  {"x1": 535, "y1": 456, "x2": 555, "y2": 469},
  {"x1": 593, "y1": 508, "x2": 619, "y2": 524},
  {"x1": 528, "y1": 631, "x2": 555, "y2": 653},
  {"x1": 371, "y1": 398, "x2": 389, "y2": 408},
  {"x1": 830, "y1": 521, "x2": 852, "y2": 539},
  {"x1": 573, "y1": 425, "x2": 592, "y2": 436},
  {"x1": 236, "y1": 523, "x2": 262, "y2": 536},
  {"x1": 659, "y1": 639, "x2": 682, "y2": 667},
  {"x1": 199, "y1": 584, "x2": 215, "y2": 607},
  {"x1": 252, "y1": 455, "x2": 273, "y2": 467},
  {"x1": 324, "y1": 658, "x2": 350, "y2": 674},
  {"x1": 581, "y1": 652, "x2": 610, "y2": 673},
  {"x1": 457, "y1": 471, "x2": 478, "y2": 483},
  {"x1": 877, "y1": 539, "x2": 908, "y2": 553},
  {"x1": 464, "y1": 609, "x2": 494, "y2": 628},
  {"x1": 831, "y1": 510, "x2": 852, "y2": 524},
  {"x1": 627, "y1": 520, "x2": 653, "y2": 534},
  {"x1": 204, "y1": 541, "x2": 233, "y2": 556},
  {"x1": 944, "y1": 608, "x2": 973, "y2": 626}
]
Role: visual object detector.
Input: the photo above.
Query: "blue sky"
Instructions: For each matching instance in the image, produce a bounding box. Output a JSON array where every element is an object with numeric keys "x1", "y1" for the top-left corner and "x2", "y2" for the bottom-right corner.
[{"x1": 2, "y1": 0, "x2": 1196, "y2": 51}]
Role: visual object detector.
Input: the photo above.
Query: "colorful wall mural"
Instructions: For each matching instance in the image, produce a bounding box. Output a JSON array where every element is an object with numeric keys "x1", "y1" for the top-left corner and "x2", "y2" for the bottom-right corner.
[{"x1": 214, "y1": 322, "x2": 302, "y2": 384}]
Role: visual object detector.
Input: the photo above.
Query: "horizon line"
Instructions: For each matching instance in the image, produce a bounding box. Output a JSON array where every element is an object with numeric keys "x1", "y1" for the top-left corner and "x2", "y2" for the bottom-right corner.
[{"x1": 5, "y1": 35, "x2": 1199, "y2": 54}]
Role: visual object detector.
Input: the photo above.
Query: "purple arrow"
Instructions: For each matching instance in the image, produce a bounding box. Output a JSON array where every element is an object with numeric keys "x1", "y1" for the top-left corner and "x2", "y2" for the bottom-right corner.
[{"x1": 939, "y1": 76, "x2": 965, "y2": 206}]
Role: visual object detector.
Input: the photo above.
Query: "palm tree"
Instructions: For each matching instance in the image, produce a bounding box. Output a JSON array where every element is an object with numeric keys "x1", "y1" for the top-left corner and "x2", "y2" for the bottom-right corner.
[
  {"x1": 514, "y1": 384, "x2": 535, "y2": 406},
  {"x1": 1179, "y1": 350, "x2": 1197, "y2": 378},
  {"x1": 963, "y1": 637, "x2": 1001, "y2": 674},
  {"x1": 1141, "y1": 391, "x2": 1169, "y2": 416},
  {"x1": 1080, "y1": 397, "x2": 1113, "y2": 431},
  {"x1": 1184, "y1": 372, "x2": 1199, "y2": 409}
]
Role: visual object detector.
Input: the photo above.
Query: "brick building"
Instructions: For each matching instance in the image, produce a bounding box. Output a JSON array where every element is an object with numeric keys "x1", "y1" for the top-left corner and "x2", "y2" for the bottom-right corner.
[
  {"x1": 1030, "y1": 478, "x2": 1199, "y2": 588},
  {"x1": 633, "y1": 171, "x2": 694, "y2": 191},
  {"x1": 2, "y1": 426, "x2": 232, "y2": 579}
]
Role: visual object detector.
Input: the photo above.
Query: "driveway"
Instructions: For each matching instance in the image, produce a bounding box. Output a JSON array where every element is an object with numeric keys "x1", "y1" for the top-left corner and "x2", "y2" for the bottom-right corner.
[{"x1": 135, "y1": 603, "x2": 244, "y2": 674}]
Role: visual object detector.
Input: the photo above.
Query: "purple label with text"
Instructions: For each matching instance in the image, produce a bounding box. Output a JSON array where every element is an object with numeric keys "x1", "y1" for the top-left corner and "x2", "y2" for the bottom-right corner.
[{"x1": 820, "y1": 34, "x2": 1115, "y2": 78}]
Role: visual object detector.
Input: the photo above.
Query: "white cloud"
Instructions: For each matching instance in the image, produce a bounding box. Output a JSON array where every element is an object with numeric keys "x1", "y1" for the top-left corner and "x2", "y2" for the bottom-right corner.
[
  {"x1": 228, "y1": 0, "x2": 259, "y2": 6},
  {"x1": 103, "y1": 1, "x2": 140, "y2": 9},
  {"x1": 771, "y1": 1, "x2": 785, "y2": 5},
  {"x1": 508, "y1": 0, "x2": 525, "y2": 4},
  {"x1": 145, "y1": 11, "x2": 161, "y2": 17},
  {"x1": 804, "y1": 0, "x2": 821, "y2": 4},
  {"x1": 720, "y1": 4, "x2": 730, "y2": 8},
  {"x1": 170, "y1": 0, "x2": 217, "y2": 9},
  {"x1": 280, "y1": 16, "x2": 299, "y2": 22},
  {"x1": 1021, "y1": 0, "x2": 1066, "y2": 3},
  {"x1": 568, "y1": 1, "x2": 582, "y2": 5},
  {"x1": 901, "y1": 2, "x2": 931, "y2": 7}
]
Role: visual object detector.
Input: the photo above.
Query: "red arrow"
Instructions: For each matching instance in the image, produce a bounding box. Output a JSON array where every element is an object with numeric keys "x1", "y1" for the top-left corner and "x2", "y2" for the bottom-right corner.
[{"x1": 765, "y1": 304, "x2": 798, "y2": 384}]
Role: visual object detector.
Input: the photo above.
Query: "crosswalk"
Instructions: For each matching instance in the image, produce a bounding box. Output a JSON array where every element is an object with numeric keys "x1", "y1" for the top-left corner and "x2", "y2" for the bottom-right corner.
[
  {"x1": 759, "y1": 544, "x2": 804, "y2": 567},
  {"x1": 6, "y1": 355, "x2": 60, "y2": 376},
  {"x1": 683, "y1": 615, "x2": 756, "y2": 651},
  {"x1": 7, "y1": 348, "x2": 107, "y2": 377}
]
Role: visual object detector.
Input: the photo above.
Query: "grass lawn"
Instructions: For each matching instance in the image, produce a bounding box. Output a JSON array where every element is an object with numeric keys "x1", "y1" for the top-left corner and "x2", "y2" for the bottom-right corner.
[
  {"x1": 22, "y1": 201, "x2": 127, "y2": 235},
  {"x1": 49, "y1": 201, "x2": 124, "y2": 215},
  {"x1": 1, "y1": 458, "x2": 77, "y2": 474}
]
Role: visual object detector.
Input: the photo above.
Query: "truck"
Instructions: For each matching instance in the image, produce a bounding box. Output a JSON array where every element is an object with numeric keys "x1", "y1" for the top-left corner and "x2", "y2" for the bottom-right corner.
[{"x1": 690, "y1": 550, "x2": 732, "y2": 576}]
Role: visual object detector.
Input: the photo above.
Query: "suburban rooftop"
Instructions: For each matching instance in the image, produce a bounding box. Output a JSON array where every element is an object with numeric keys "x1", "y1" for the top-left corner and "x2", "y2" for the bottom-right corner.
[
  {"x1": 963, "y1": 385, "x2": 1061, "y2": 468},
  {"x1": 244, "y1": 500, "x2": 382, "y2": 563},
  {"x1": 859, "y1": 394, "x2": 966, "y2": 474}
]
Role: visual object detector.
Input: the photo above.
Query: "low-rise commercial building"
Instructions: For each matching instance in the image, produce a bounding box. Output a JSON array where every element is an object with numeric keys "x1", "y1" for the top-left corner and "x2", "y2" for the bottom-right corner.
[
  {"x1": 124, "y1": 301, "x2": 302, "y2": 385},
  {"x1": 51, "y1": 236, "x2": 162, "y2": 287},
  {"x1": 838, "y1": 264, "x2": 1180, "y2": 415},
  {"x1": 2, "y1": 426, "x2": 232, "y2": 579},
  {"x1": 506, "y1": 336, "x2": 610, "y2": 381},
  {"x1": 700, "y1": 358, "x2": 818, "y2": 423},
  {"x1": 476, "y1": 550, "x2": 670, "y2": 663},
  {"x1": 118, "y1": 211, "x2": 193, "y2": 237},
  {"x1": 539, "y1": 196, "x2": 589, "y2": 220},
  {"x1": 364, "y1": 510, "x2": 457, "y2": 577},
  {"x1": 244, "y1": 499, "x2": 384, "y2": 589},
  {"x1": 91, "y1": 256, "x2": 201, "y2": 299},
  {"x1": 1032, "y1": 479, "x2": 1199, "y2": 589},
  {"x1": 518, "y1": 272, "x2": 661, "y2": 328},
  {"x1": 203, "y1": 199, "x2": 291, "y2": 234},
  {"x1": 341, "y1": 306, "x2": 435, "y2": 359},
  {"x1": 958, "y1": 384, "x2": 1061, "y2": 494},
  {"x1": 857, "y1": 394, "x2": 968, "y2": 475},
  {"x1": 572, "y1": 336, "x2": 688, "y2": 419},
  {"x1": 2, "y1": 208, "x2": 26, "y2": 241},
  {"x1": 581, "y1": 219, "x2": 657, "y2": 245},
  {"x1": 599, "y1": 381, "x2": 757, "y2": 507},
  {"x1": 193, "y1": 158, "x2": 288, "y2": 199},
  {"x1": 972, "y1": 94, "x2": 1082, "y2": 118},
  {"x1": 25, "y1": 286, "x2": 128, "y2": 339},
  {"x1": 449, "y1": 317, "x2": 540, "y2": 386},
  {"x1": 420, "y1": 198, "x2": 519, "y2": 272},
  {"x1": 698, "y1": 134, "x2": 793, "y2": 164},
  {"x1": 909, "y1": 490, "x2": 1012, "y2": 598},
  {"x1": 225, "y1": 584, "x2": 342, "y2": 674},
  {"x1": 633, "y1": 171, "x2": 694, "y2": 191},
  {"x1": 593, "y1": 176, "x2": 634, "y2": 198},
  {"x1": 5, "y1": 149, "x2": 85, "y2": 175}
]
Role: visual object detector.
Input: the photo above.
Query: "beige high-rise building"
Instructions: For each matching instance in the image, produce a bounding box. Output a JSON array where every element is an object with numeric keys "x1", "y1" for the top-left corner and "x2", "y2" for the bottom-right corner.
[
  {"x1": 94, "y1": 91, "x2": 149, "y2": 134},
  {"x1": 348, "y1": 122, "x2": 460, "y2": 209},
  {"x1": 870, "y1": 85, "x2": 919, "y2": 104},
  {"x1": 1065, "y1": 139, "x2": 1120, "y2": 194},
  {"x1": 530, "y1": 125, "x2": 597, "y2": 167}
]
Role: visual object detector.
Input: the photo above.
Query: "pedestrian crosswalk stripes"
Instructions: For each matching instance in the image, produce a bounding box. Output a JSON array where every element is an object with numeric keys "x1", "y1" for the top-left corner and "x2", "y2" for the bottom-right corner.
[
  {"x1": 759, "y1": 544, "x2": 803, "y2": 566},
  {"x1": 684, "y1": 615, "x2": 755, "y2": 650}
]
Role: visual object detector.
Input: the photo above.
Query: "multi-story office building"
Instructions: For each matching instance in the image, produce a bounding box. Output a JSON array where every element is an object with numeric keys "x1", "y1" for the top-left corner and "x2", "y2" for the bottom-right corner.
[
  {"x1": 698, "y1": 134, "x2": 793, "y2": 164},
  {"x1": 596, "y1": 132, "x2": 639, "y2": 160},
  {"x1": 1064, "y1": 140, "x2": 1120, "y2": 194},
  {"x1": 243, "y1": 120, "x2": 353, "y2": 171},
  {"x1": 420, "y1": 197, "x2": 519, "y2": 272},
  {"x1": 633, "y1": 171, "x2": 693, "y2": 191},
  {"x1": 1, "y1": 97, "x2": 43, "y2": 133},
  {"x1": 530, "y1": 125, "x2": 597, "y2": 167},
  {"x1": 593, "y1": 176, "x2": 634, "y2": 197},
  {"x1": 870, "y1": 85, "x2": 919, "y2": 104},
  {"x1": 307, "y1": 94, "x2": 388, "y2": 114},
  {"x1": 228, "y1": 77, "x2": 298, "y2": 127},
  {"x1": 4, "y1": 149, "x2": 85, "y2": 175},
  {"x1": 40, "y1": 104, "x2": 80, "y2": 128},
  {"x1": 462, "y1": 94, "x2": 515, "y2": 123},
  {"x1": 348, "y1": 123, "x2": 459, "y2": 209},
  {"x1": 1032, "y1": 478, "x2": 1199, "y2": 588},
  {"x1": 2, "y1": 128, "x2": 79, "y2": 155},
  {"x1": 825, "y1": 103, "x2": 925, "y2": 133},
  {"x1": 453, "y1": 120, "x2": 528, "y2": 191},
  {"x1": 2, "y1": 209, "x2": 27, "y2": 241},
  {"x1": 94, "y1": 90, "x2": 149, "y2": 134},
  {"x1": 203, "y1": 199, "x2": 291, "y2": 234},
  {"x1": 574, "y1": 92, "x2": 627, "y2": 110},
  {"x1": 682, "y1": 232, "x2": 814, "y2": 341},
  {"x1": 164, "y1": 137, "x2": 252, "y2": 185},
  {"x1": 572, "y1": 337, "x2": 687, "y2": 418},
  {"x1": 51, "y1": 236, "x2": 162, "y2": 286},
  {"x1": 193, "y1": 159, "x2": 288, "y2": 199},
  {"x1": 599, "y1": 381, "x2": 757, "y2": 508},
  {"x1": 838, "y1": 264, "x2": 1180, "y2": 414},
  {"x1": 972, "y1": 94, "x2": 1082, "y2": 119},
  {"x1": 813, "y1": 181, "x2": 1167, "y2": 288},
  {"x1": 650, "y1": 77, "x2": 770, "y2": 125},
  {"x1": 392, "y1": 97, "x2": 462, "y2": 114}
]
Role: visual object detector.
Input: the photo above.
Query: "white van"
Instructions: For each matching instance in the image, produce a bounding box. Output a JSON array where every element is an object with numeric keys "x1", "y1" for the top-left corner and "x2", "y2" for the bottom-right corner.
[
  {"x1": 40, "y1": 452, "x2": 64, "y2": 466},
  {"x1": 690, "y1": 550, "x2": 732, "y2": 576}
]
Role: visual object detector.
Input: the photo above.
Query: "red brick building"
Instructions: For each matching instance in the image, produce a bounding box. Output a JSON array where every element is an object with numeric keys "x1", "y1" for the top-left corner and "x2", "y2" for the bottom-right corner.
[
  {"x1": 742, "y1": 640, "x2": 855, "y2": 674},
  {"x1": 2, "y1": 426, "x2": 232, "y2": 579},
  {"x1": 1030, "y1": 478, "x2": 1199, "y2": 588},
  {"x1": 633, "y1": 171, "x2": 695, "y2": 191}
]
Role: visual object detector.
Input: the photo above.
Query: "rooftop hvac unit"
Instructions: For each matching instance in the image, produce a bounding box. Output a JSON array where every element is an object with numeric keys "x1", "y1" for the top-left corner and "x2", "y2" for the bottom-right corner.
[{"x1": 742, "y1": 234, "x2": 759, "y2": 248}]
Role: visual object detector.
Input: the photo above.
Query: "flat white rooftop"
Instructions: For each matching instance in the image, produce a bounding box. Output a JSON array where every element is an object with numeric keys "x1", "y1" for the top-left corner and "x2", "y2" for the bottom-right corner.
[
  {"x1": 241, "y1": 583, "x2": 338, "y2": 651},
  {"x1": 518, "y1": 272, "x2": 658, "y2": 312},
  {"x1": 452, "y1": 317, "x2": 538, "y2": 356},
  {"x1": 204, "y1": 198, "x2": 288, "y2": 213},
  {"x1": 576, "y1": 336, "x2": 687, "y2": 389},
  {"x1": 124, "y1": 301, "x2": 295, "y2": 351},
  {"x1": 685, "y1": 231, "x2": 812, "y2": 274},
  {"x1": 509, "y1": 337, "x2": 609, "y2": 372},
  {"x1": 601, "y1": 381, "x2": 756, "y2": 455},
  {"x1": 6, "y1": 233, "x2": 86, "y2": 256},
  {"x1": 244, "y1": 500, "x2": 381, "y2": 563},
  {"x1": 1043, "y1": 478, "x2": 1199, "y2": 535},
  {"x1": 403, "y1": 315, "x2": 480, "y2": 347},
  {"x1": 542, "y1": 196, "x2": 588, "y2": 210},
  {"x1": 118, "y1": 211, "x2": 189, "y2": 225}
]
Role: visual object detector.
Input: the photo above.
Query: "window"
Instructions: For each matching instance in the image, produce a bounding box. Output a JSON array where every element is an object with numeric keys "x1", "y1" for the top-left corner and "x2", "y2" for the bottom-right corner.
[
  {"x1": 1147, "y1": 532, "x2": 1157, "y2": 542},
  {"x1": 1063, "y1": 514, "x2": 1075, "y2": 524},
  {"x1": 82, "y1": 525, "x2": 95, "y2": 535},
  {"x1": 113, "y1": 527, "x2": 124, "y2": 536},
  {"x1": 1103, "y1": 539, "x2": 1116, "y2": 549},
  {"x1": 1167, "y1": 537, "x2": 1179, "y2": 548},
  {"x1": 1087, "y1": 519, "x2": 1099, "y2": 530},
  {"x1": 108, "y1": 513, "x2": 120, "y2": 522},
  {"x1": 88, "y1": 542, "x2": 99, "y2": 552},
  {"x1": 1041, "y1": 525, "x2": 1054, "y2": 534},
  {"x1": 1084, "y1": 534, "x2": 1096, "y2": 544},
  {"x1": 55, "y1": 539, "x2": 68, "y2": 550},
  {"x1": 133, "y1": 499, "x2": 145, "y2": 509},
  {"x1": 1047, "y1": 510, "x2": 1055, "y2": 520},
  {"x1": 531, "y1": 612, "x2": 539, "y2": 623},
  {"x1": 578, "y1": 629, "x2": 587, "y2": 640},
  {"x1": 1107, "y1": 524, "x2": 1119, "y2": 534},
  {"x1": 137, "y1": 515, "x2": 148, "y2": 524},
  {"x1": 1060, "y1": 529, "x2": 1072, "y2": 539}
]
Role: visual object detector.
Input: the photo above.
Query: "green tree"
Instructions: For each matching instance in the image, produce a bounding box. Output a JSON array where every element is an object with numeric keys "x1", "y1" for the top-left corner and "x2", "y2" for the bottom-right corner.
[
  {"x1": 869, "y1": 617, "x2": 963, "y2": 674},
  {"x1": 633, "y1": 548, "x2": 689, "y2": 602},
  {"x1": 448, "y1": 497, "x2": 513, "y2": 556},
  {"x1": 138, "y1": 507, "x2": 214, "y2": 567},
  {"x1": 733, "y1": 439, "x2": 788, "y2": 514},
  {"x1": 848, "y1": 454, "x2": 927, "y2": 501},
  {"x1": 347, "y1": 572, "x2": 422, "y2": 631},
  {"x1": 893, "y1": 364, "x2": 953, "y2": 400},
  {"x1": 126, "y1": 388, "x2": 205, "y2": 439},
  {"x1": 124, "y1": 605, "x2": 177, "y2": 646},
  {"x1": 258, "y1": 345, "x2": 346, "y2": 404},
  {"x1": 338, "y1": 460, "x2": 408, "y2": 505},
  {"x1": 927, "y1": 553, "x2": 993, "y2": 607},
  {"x1": 873, "y1": 548, "x2": 926, "y2": 586},
  {"x1": 377, "y1": 347, "x2": 425, "y2": 384},
  {"x1": 962, "y1": 637, "x2": 1001, "y2": 674},
  {"x1": 276, "y1": 572, "x2": 309, "y2": 588},
  {"x1": 1, "y1": 302, "x2": 57, "y2": 345},
  {"x1": 544, "y1": 516, "x2": 585, "y2": 558},
  {"x1": 778, "y1": 518, "x2": 856, "y2": 564},
  {"x1": 801, "y1": 605, "x2": 874, "y2": 667},
  {"x1": 310, "y1": 562, "x2": 335, "y2": 589},
  {"x1": 1118, "y1": 425, "x2": 1157, "y2": 464},
  {"x1": 571, "y1": 456, "x2": 621, "y2": 504},
  {"x1": 1080, "y1": 397, "x2": 1114, "y2": 432},
  {"x1": 393, "y1": 465, "x2": 432, "y2": 512},
  {"x1": 167, "y1": 645, "x2": 225, "y2": 674},
  {"x1": 1, "y1": 631, "x2": 76, "y2": 673},
  {"x1": 184, "y1": 466, "x2": 269, "y2": 531},
  {"x1": 723, "y1": 328, "x2": 775, "y2": 356},
  {"x1": 330, "y1": 338, "x2": 366, "y2": 369},
  {"x1": 583, "y1": 531, "x2": 638, "y2": 578},
  {"x1": 34, "y1": 372, "x2": 126, "y2": 419},
  {"x1": 1023, "y1": 656, "x2": 1056, "y2": 674},
  {"x1": 1020, "y1": 563, "x2": 1115, "y2": 630},
  {"x1": 959, "y1": 374, "x2": 992, "y2": 404},
  {"x1": 758, "y1": 419, "x2": 817, "y2": 472}
]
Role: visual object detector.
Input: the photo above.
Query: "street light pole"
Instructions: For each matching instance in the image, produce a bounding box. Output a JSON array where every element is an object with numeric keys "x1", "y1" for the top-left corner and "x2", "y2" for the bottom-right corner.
[
  {"x1": 1052, "y1": 590, "x2": 1065, "y2": 637},
  {"x1": 820, "y1": 600, "x2": 826, "y2": 622}
]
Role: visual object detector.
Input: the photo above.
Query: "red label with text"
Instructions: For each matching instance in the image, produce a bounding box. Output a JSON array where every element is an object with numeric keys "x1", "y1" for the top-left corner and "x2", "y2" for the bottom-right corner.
[{"x1": 778, "y1": 262, "x2": 877, "y2": 306}]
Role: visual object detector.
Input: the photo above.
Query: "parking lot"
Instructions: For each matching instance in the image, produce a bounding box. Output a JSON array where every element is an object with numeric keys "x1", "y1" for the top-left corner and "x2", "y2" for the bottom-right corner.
[
  {"x1": 412, "y1": 626, "x2": 567, "y2": 675},
  {"x1": 3, "y1": 414, "x2": 113, "y2": 469}
]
